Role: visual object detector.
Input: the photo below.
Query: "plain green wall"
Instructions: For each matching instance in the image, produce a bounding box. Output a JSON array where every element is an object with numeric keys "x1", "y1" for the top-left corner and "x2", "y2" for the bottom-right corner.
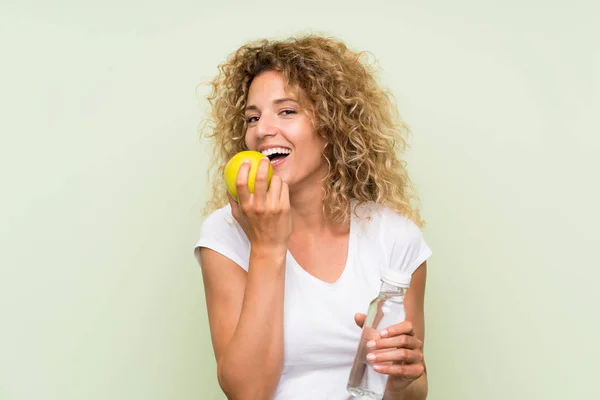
[{"x1": 1, "y1": 1, "x2": 598, "y2": 399}]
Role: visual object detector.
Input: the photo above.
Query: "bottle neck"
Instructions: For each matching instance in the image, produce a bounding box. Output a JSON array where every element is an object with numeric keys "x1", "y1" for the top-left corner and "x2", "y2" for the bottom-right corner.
[{"x1": 380, "y1": 281, "x2": 408, "y2": 295}]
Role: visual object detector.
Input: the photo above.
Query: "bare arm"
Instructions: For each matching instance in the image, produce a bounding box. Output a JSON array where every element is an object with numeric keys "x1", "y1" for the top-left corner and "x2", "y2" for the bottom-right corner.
[
  {"x1": 200, "y1": 245, "x2": 286, "y2": 400},
  {"x1": 200, "y1": 158, "x2": 291, "y2": 399},
  {"x1": 384, "y1": 261, "x2": 428, "y2": 400}
]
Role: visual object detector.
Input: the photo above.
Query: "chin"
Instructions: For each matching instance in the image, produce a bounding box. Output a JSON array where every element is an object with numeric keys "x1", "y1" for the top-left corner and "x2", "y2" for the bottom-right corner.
[{"x1": 275, "y1": 173, "x2": 290, "y2": 184}]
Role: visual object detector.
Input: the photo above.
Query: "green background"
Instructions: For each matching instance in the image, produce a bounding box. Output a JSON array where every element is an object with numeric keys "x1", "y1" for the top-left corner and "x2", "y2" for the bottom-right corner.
[{"x1": 1, "y1": 1, "x2": 598, "y2": 399}]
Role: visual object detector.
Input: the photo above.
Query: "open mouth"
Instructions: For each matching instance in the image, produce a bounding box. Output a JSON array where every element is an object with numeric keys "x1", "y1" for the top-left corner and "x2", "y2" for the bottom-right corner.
[{"x1": 261, "y1": 147, "x2": 291, "y2": 163}]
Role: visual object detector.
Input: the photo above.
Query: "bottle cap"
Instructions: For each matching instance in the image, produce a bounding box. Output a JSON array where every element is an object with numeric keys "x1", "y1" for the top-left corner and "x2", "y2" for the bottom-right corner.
[{"x1": 381, "y1": 268, "x2": 411, "y2": 288}]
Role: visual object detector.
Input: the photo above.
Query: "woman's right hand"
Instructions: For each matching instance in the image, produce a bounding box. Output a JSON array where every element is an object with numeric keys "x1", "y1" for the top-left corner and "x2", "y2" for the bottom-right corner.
[{"x1": 228, "y1": 157, "x2": 291, "y2": 251}]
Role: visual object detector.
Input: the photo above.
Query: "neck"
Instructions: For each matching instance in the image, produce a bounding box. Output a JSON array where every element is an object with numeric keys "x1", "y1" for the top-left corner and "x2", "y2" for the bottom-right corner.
[
  {"x1": 286, "y1": 162, "x2": 350, "y2": 234},
  {"x1": 289, "y1": 185, "x2": 329, "y2": 233},
  {"x1": 288, "y1": 182, "x2": 349, "y2": 235}
]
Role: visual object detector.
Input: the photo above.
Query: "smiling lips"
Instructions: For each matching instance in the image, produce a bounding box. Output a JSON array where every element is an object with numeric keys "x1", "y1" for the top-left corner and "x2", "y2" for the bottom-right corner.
[{"x1": 261, "y1": 147, "x2": 291, "y2": 166}]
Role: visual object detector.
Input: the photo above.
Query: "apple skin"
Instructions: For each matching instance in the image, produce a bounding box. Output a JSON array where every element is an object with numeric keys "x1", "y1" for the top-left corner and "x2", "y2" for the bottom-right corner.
[{"x1": 224, "y1": 150, "x2": 273, "y2": 201}]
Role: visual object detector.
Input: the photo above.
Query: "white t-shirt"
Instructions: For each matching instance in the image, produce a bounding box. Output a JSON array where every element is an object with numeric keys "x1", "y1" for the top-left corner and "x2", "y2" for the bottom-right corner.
[{"x1": 194, "y1": 201, "x2": 432, "y2": 400}]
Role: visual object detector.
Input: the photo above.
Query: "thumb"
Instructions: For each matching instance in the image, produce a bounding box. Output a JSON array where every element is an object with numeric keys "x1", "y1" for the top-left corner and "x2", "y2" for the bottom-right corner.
[
  {"x1": 354, "y1": 313, "x2": 367, "y2": 328},
  {"x1": 227, "y1": 192, "x2": 241, "y2": 217}
]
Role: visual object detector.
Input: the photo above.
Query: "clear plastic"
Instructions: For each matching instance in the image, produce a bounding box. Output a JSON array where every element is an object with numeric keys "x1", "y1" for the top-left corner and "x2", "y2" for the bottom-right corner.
[{"x1": 346, "y1": 280, "x2": 408, "y2": 400}]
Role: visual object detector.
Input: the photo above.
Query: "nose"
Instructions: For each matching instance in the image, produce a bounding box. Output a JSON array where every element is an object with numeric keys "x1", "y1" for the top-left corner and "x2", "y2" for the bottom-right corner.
[{"x1": 255, "y1": 112, "x2": 278, "y2": 139}]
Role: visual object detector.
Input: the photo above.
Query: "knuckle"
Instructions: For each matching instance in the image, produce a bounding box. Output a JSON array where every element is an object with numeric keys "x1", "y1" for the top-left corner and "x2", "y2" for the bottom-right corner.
[
  {"x1": 253, "y1": 206, "x2": 265, "y2": 215},
  {"x1": 398, "y1": 335, "x2": 409, "y2": 346},
  {"x1": 396, "y1": 349, "x2": 407, "y2": 360},
  {"x1": 415, "y1": 364, "x2": 425, "y2": 377},
  {"x1": 401, "y1": 349, "x2": 411, "y2": 360}
]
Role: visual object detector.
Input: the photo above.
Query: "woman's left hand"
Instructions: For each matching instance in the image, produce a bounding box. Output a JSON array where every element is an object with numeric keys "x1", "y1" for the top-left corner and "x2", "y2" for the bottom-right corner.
[{"x1": 354, "y1": 313, "x2": 425, "y2": 388}]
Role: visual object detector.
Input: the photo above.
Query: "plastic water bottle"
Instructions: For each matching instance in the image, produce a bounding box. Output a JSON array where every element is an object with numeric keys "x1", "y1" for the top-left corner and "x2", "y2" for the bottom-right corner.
[{"x1": 347, "y1": 268, "x2": 411, "y2": 400}]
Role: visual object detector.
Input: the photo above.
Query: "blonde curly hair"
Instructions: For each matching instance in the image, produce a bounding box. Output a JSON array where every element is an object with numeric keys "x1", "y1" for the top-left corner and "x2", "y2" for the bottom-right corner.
[{"x1": 200, "y1": 34, "x2": 424, "y2": 227}]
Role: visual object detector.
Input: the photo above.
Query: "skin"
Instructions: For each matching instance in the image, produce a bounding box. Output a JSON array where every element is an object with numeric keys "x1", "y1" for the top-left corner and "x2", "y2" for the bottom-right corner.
[{"x1": 199, "y1": 70, "x2": 428, "y2": 399}]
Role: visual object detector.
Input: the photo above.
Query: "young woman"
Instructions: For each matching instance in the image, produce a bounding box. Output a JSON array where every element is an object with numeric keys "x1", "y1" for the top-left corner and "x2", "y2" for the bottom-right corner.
[{"x1": 194, "y1": 35, "x2": 432, "y2": 400}]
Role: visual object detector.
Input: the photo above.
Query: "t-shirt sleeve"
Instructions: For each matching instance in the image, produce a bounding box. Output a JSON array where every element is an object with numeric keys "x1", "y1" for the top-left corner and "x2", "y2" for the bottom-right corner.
[
  {"x1": 385, "y1": 209, "x2": 433, "y2": 275},
  {"x1": 193, "y1": 206, "x2": 250, "y2": 271}
]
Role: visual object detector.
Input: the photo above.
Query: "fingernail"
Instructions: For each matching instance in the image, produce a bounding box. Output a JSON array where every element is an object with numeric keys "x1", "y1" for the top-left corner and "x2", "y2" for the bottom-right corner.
[
  {"x1": 243, "y1": 159, "x2": 251, "y2": 164},
  {"x1": 380, "y1": 329, "x2": 388, "y2": 337},
  {"x1": 366, "y1": 353, "x2": 376, "y2": 361},
  {"x1": 366, "y1": 340, "x2": 376, "y2": 348},
  {"x1": 373, "y1": 365, "x2": 383, "y2": 372}
]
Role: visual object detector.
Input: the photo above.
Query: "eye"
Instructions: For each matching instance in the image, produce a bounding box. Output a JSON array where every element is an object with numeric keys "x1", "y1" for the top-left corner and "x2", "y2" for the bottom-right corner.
[
  {"x1": 280, "y1": 109, "x2": 296, "y2": 116},
  {"x1": 246, "y1": 115, "x2": 259, "y2": 123}
]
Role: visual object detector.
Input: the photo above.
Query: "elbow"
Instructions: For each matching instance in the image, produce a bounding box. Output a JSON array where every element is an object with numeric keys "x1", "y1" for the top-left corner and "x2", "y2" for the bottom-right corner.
[{"x1": 217, "y1": 360, "x2": 280, "y2": 400}]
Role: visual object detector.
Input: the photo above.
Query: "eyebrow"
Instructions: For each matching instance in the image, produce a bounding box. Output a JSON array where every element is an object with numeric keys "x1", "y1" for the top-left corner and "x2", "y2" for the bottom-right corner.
[{"x1": 245, "y1": 98, "x2": 299, "y2": 113}]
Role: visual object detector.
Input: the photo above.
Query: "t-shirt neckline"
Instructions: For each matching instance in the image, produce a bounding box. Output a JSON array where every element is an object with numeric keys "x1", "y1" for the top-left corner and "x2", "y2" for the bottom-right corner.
[{"x1": 286, "y1": 203, "x2": 357, "y2": 287}]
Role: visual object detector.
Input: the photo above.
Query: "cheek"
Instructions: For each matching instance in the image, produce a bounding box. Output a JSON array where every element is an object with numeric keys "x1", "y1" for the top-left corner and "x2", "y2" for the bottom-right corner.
[
  {"x1": 296, "y1": 134, "x2": 326, "y2": 164},
  {"x1": 300, "y1": 147, "x2": 327, "y2": 170},
  {"x1": 244, "y1": 130, "x2": 254, "y2": 149}
]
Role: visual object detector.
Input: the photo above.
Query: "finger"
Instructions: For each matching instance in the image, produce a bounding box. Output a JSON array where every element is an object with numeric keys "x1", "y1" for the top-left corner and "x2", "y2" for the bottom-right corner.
[
  {"x1": 227, "y1": 192, "x2": 246, "y2": 226},
  {"x1": 354, "y1": 313, "x2": 366, "y2": 328},
  {"x1": 373, "y1": 362, "x2": 425, "y2": 379},
  {"x1": 235, "y1": 160, "x2": 252, "y2": 205},
  {"x1": 267, "y1": 175, "x2": 282, "y2": 207},
  {"x1": 366, "y1": 348, "x2": 423, "y2": 364},
  {"x1": 280, "y1": 181, "x2": 290, "y2": 207},
  {"x1": 253, "y1": 157, "x2": 271, "y2": 205},
  {"x1": 227, "y1": 191, "x2": 239, "y2": 211},
  {"x1": 380, "y1": 321, "x2": 414, "y2": 338},
  {"x1": 366, "y1": 335, "x2": 422, "y2": 351}
]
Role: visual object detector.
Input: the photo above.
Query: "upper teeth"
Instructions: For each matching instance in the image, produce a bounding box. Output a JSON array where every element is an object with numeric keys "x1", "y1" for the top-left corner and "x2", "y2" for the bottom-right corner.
[{"x1": 261, "y1": 147, "x2": 291, "y2": 157}]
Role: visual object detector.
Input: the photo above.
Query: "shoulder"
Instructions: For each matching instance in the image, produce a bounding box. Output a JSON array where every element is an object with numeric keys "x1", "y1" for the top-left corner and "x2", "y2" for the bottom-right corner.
[
  {"x1": 354, "y1": 201, "x2": 432, "y2": 274},
  {"x1": 199, "y1": 204, "x2": 239, "y2": 233},
  {"x1": 193, "y1": 204, "x2": 250, "y2": 270},
  {"x1": 354, "y1": 201, "x2": 421, "y2": 236}
]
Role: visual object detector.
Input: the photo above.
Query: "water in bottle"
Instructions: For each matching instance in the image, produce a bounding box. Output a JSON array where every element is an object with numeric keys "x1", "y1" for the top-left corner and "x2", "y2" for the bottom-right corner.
[{"x1": 347, "y1": 268, "x2": 411, "y2": 400}]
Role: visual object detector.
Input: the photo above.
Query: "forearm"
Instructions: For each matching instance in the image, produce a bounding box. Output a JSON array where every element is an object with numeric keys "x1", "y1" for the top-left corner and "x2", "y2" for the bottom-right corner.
[
  {"x1": 218, "y1": 247, "x2": 287, "y2": 399},
  {"x1": 384, "y1": 374, "x2": 428, "y2": 400}
]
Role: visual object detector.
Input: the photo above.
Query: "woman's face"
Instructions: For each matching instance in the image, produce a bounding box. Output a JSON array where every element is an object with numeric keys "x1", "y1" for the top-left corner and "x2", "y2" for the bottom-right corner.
[{"x1": 244, "y1": 70, "x2": 328, "y2": 191}]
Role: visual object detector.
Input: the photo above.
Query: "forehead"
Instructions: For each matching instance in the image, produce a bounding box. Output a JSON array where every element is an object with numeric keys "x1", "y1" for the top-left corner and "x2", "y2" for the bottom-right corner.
[{"x1": 247, "y1": 71, "x2": 299, "y2": 102}]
